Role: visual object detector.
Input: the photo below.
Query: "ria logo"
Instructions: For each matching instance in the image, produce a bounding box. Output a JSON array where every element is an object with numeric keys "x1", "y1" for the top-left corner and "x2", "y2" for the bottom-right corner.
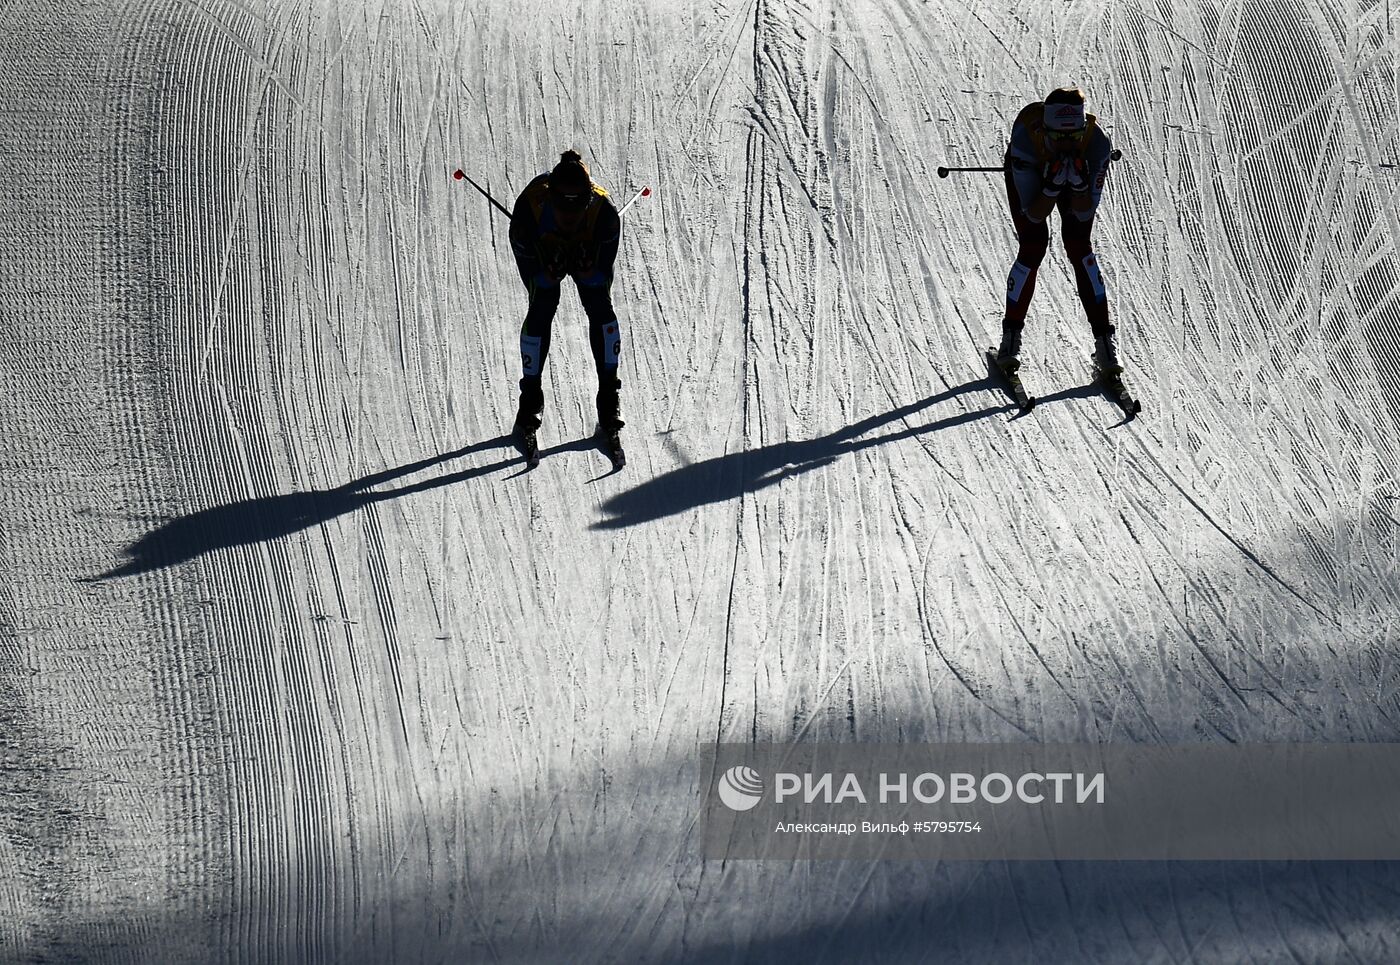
[{"x1": 717, "y1": 765, "x2": 764, "y2": 811}]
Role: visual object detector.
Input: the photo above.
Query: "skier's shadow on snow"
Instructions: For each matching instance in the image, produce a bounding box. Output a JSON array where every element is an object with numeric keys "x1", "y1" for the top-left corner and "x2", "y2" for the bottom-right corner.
[
  {"x1": 99, "y1": 433, "x2": 566, "y2": 578},
  {"x1": 595, "y1": 374, "x2": 1094, "y2": 530}
]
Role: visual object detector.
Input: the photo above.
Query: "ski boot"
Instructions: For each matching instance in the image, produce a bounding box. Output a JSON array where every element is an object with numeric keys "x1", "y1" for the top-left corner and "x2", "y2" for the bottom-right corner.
[
  {"x1": 994, "y1": 317, "x2": 1023, "y2": 373},
  {"x1": 595, "y1": 376, "x2": 625, "y2": 469},
  {"x1": 988, "y1": 319, "x2": 1034, "y2": 411},
  {"x1": 1092, "y1": 326, "x2": 1141, "y2": 417},
  {"x1": 1093, "y1": 325, "x2": 1123, "y2": 376},
  {"x1": 514, "y1": 377, "x2": 544, "y2": 467}
]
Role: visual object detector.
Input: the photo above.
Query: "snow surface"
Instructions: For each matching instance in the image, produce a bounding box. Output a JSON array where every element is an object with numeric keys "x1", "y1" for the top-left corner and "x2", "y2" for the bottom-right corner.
[{"x1": 3, "y1": 0, "x2": 1400, "y2": 961}]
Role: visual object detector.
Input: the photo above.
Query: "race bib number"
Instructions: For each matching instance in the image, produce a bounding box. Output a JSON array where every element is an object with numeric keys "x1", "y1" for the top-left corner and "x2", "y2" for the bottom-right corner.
[
  {"x1": 1081, "y1": 254, "x2": 1106, "y2": 300},
  {"x1": 1007, "y1": 261, "x2": 1032, "y2": 303},
  {"x1": 603, "y1": 321, "x2": 621, "y2": 366},
  {"x1": 521, "y1": 334, "x2": 543, "y2": 376}
]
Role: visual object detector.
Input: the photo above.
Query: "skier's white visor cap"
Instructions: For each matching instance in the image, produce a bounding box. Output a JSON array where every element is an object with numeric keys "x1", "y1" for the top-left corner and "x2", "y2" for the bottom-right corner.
[{"x1": 1044, "y1": 102, "x2": 1086, "y2": 131}]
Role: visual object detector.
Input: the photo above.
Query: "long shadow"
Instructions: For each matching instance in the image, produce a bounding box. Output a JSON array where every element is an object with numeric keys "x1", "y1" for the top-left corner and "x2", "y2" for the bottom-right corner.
[
  {"x1": 100, "y1": 434, "x2": 535, "y2": 578},
  {"x1": 1035, "y1": 381, "x2": 1102, "y2": 406},
  {"x1": 1034, "y1": 379, "x2": 1137, "y2": 427},
  {"x1": 595, "y1": 376, "x2": 1017, "y2": 530}
]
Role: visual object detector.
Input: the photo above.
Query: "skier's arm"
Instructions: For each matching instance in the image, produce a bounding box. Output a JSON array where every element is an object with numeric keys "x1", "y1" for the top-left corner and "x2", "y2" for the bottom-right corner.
[
  {"x1": 1026, "y1": 158, "x2": 1072, "y2": 223},
  {"x1": 1008, "y1": 118, "x2": 1058, "y2": 224},
  {"x1": 1069, "y1": 182, "x2": 1095, "y2": 215},
  {"x1": 1068, "y1": 134, "x2": 1113, "y2": 221},
  {"x1": 509, "y1": 197, "x2": 542, "y2": 275},
  {"x1": 571, "y1": 202, "x2": 620, "y2": 276},
  {"x1": 591, "y1": 203, "x2": 621, "y2": 273},
  {"x1": 1066, "y1": 157, "x2": 1095, "y2": 216}
]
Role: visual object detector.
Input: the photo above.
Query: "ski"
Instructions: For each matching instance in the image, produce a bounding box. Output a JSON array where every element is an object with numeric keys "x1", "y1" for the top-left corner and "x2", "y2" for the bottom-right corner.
[
  {"x1": 515, "y1": 427, "x2": 540, "y2": 468},
  {"x1": 1094, "y1": 361, "x2": 1142, "y2": 419},
  {"x1": 986, "y1": 349, "x2": 1036, "y2": 412},
  {"x1": 598, "y1": 428, "x2": 626, "y2": 469}
]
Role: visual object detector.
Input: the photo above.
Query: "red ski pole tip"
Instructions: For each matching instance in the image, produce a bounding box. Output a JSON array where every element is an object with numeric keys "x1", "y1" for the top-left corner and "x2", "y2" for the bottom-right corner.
[
  {"x1": 641, "y1": 186, "x2": 651, "y2": 196},
  {"x1": 453, "y1": 169, "x2": 464, "y2": 180}
]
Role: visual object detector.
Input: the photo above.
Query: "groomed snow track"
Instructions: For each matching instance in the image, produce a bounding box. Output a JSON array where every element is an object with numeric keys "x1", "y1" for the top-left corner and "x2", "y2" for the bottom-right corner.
[{"x1": 3, "y1": 1, "x2": 1400, "y2": 962}]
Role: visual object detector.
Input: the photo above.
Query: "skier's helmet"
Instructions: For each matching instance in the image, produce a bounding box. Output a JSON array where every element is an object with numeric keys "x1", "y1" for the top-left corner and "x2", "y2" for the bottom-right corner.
[
  {"x1": 1043, "y1": 86, "x2": 1087, "y2": 145},
  {"x1": 549, "y1": 150, "x2": 593, "y2": 211}
]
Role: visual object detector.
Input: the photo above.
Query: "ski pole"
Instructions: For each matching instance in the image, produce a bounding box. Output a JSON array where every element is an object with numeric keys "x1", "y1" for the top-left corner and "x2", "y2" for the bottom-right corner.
[
  {"x1": 452, "y1": 169, "x2": 512, "y2": 218},
  {"x1": 617, "y1": 185, "x2": 652, "y2": 218},
  {"x1": 937, "y1": 165, "x2": 1004, "y2": 177},
  {"x1": 937, "y1": 149, "x2": 1122, "y2": 178}
]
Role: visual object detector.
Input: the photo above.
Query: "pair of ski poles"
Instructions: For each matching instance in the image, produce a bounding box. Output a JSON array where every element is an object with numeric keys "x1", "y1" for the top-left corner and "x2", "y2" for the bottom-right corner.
[
  {"x1": 937, "y1": 149, "x2": 1123, "y2": 178},
  {"x1": 452, "y1": 169, "x2": 652, "y2": 218}
]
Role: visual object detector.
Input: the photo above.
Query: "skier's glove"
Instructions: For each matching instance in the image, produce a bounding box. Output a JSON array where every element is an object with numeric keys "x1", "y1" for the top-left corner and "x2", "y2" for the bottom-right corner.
[
  {"x1": 567, "y1": 243, "x2": 595, "y2": 277},
  {"x1": 545, "y1": 248, "x2": 570, "y2": 282},
  {"x1": 1042, "y1": 159, "x2": 1070, "y2": 197},
  {"x1": 1065, "y1": 158, "x2": 1090, "y2": 194}
]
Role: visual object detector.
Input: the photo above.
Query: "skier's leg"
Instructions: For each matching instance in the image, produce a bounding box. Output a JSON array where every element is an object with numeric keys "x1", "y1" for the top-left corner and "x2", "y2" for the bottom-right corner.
[
  {"x1": 516, "y1": 271, "x2": 561, "y2": 432},
  {"x1": 1061, "y1": 213, "x2": 1110, "y2": 336},
  {"x1": 576, "y1": 272, "x2": 624, "y2": 432},
  {"x1": 1001, "y1": 167, "x2": 1049, "y2": 361},
  {"x1": 1061, "y1": 209, "x2": 1120, "y2": 371}
]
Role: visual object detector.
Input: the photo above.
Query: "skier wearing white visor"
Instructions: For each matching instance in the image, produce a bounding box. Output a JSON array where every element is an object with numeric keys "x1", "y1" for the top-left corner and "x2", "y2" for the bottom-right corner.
[{"x1": 995, "y1": 86, "x2": 1120, "y2": 376}]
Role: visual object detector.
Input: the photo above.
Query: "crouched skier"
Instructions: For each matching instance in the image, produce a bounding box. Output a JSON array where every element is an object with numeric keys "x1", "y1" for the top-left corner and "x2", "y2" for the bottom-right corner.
[
  {"x1": 509, "y1": 149, "x2": 625, "y2": 464},
  {"x1": 995, "y1": 86, "x2": 1123, "y2": 377}
]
